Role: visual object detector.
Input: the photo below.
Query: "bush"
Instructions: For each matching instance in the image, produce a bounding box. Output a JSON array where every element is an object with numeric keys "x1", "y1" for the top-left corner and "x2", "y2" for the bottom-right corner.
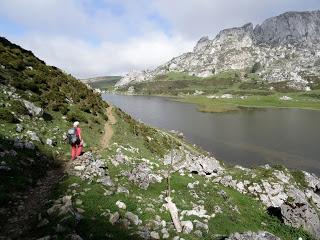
[
  {"x1": 10, "y1": 100, "x2": 28, "y2": 115},
  {"x1": 66, "y1": 109, "x2": 88, "y2": 123},
  {"x1": 50, "y1": 102, "x2": 68, "y2": 115},
  {"x1": 43, "y1": 111, "x2": 53, "y2": 122},
  {"x1": 0, "y1": 109, "x2": 19, "y2": 123},
  {"x1": 251, "y1": 62, "x2": 261, "y2": 73}
]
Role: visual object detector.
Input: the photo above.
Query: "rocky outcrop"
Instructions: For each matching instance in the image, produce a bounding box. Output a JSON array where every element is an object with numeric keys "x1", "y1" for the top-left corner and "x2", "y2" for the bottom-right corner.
[
  {"x1": 226, "y1": 231, "x2": 281, "y2": 240},
  {"x1": 116, "y1": 10, "x2": 320, "y2": 90},
  {"x1": 280, "y1": 187, "x2": 320, "y2": 238},
  {"x1": 213, "y1": 167, "x2": 320, "y2": 239},
  {"x1": 163, "y1": 149, "x2": 223, "y2": 176},
  {"x1": 122, "y1": 163, "x2": 163, "y2": 189}
]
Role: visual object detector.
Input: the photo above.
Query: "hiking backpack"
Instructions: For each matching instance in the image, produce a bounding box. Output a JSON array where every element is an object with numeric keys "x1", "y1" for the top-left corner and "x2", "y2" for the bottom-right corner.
[{"x1": 67, "y1": 128, "x2": 79, "y2": 144}]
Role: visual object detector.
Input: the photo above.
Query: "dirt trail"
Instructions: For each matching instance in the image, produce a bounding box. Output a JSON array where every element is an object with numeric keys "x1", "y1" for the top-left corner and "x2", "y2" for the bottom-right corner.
[
  {"x1": 101, "y1": 105, "x2": 116, "y2": 148},
  {"x1": 0, "y1": 168, "x2": 64, "y2": 239}
]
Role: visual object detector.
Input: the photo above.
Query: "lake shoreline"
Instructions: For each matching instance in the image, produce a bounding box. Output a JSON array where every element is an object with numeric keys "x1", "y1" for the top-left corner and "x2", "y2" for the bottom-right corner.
[{"x1": 106, "y1": 91, "x2": 320, "y2": 113}]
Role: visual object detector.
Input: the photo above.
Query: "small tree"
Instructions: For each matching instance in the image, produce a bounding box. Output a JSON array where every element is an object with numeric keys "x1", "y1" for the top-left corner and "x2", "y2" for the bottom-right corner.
[{"x1": 251, "y1": 62, "x2": 261, "y2": 73}]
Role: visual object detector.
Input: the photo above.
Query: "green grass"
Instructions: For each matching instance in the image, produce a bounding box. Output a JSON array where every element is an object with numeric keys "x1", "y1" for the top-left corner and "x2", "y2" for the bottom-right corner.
[{"x1": 177, "y1": 93, "x2": 320, "y2": 113}]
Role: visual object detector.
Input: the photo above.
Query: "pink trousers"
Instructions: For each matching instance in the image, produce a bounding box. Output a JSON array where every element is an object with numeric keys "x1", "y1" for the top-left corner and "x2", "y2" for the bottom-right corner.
[{"x1": 71, "y1": 143, "x2": 83, "y2": 160}]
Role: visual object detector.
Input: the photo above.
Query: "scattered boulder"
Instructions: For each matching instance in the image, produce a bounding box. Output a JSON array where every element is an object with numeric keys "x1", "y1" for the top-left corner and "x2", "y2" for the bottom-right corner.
[
  {"x1": 27, "y1": 131, "x2": 40, "y2": 141},
  {"x1": 226, "y1": 231, "x2": 280, "y2": 240},
  {"x1": 97, "y1": 176, "x2": 113, "y2": 187},
  {"x1": 181, "y1": 220, "x2": 193, "y2": 234},
  {"x1": 117, "y1": 186, "x2": 129, "y2": 195},
  {"x1": 109, "y1": 212, "x2": 120, "y2": 225},
  {"x1": 16, "y1": 124, "x2": 23, "y2": 133},
  {"x1": 125, "y1": 211, "x2": 141, "y2": 225},
  {"x1": 46, "y1": 139, "x2": 53, "y2": 146},
  {"x1": 279, "y1": 96, "x2": 292, "y2": 101},
  {"x1": 150, "y1": 231, "x2": 160, "y2": 239},
  {"x1": 303, "y1": 171, "x2": 320, "y2": 192},
  {"x1": 23, "y1": 100, "x2": 43, "y2": 116},
  {"x1": 116, "y1": 200, "x2": 126, "y2": 209},
  {"x1": 123, "y1": 163, "x2": 163, "y2": 189}
]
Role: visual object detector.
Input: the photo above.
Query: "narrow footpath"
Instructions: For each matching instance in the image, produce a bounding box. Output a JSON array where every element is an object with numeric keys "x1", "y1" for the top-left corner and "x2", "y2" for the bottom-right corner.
[{"x1": 101, "y1": 105, "x2": 116, "y2": 148}]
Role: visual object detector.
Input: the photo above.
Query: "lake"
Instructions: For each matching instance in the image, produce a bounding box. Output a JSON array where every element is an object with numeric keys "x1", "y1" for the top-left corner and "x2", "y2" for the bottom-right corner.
[{"x1": 103, "y1": 94, "x2": 320, "y2": 175}]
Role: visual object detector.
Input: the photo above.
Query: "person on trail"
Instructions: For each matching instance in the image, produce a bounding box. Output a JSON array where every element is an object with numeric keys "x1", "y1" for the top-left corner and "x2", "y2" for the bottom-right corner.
[{"x1": 68, "y1": 121, "x2": 83, "y2": 160}]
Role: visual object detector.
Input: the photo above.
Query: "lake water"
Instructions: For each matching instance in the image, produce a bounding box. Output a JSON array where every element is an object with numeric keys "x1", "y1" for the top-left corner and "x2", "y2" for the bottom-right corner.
[{"x1": 103, "y1": 94, "x2": 320, "y2": 175}]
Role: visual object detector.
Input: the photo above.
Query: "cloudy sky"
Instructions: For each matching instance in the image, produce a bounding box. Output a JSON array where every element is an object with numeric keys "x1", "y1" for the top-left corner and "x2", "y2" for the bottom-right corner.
[{"x1": 1, "y1": 0, "x2": 319, "y2": 78}]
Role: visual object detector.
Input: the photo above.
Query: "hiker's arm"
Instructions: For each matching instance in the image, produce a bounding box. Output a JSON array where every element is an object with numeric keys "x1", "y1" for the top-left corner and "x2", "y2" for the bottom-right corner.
[{"x1": 78, "y1": 128, "x2": 83, "y2": 142}]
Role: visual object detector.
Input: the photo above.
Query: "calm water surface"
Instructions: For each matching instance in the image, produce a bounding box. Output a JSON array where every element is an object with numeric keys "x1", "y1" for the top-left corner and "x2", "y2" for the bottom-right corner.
[{"x1": 103, "y1": 94, "x2": 320, "y2": 175}]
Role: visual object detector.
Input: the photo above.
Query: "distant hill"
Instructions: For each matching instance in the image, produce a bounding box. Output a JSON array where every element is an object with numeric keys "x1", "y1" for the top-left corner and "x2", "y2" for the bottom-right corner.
[{"x1": 81, "y1": 76, "x2": 121, "y2": 89}]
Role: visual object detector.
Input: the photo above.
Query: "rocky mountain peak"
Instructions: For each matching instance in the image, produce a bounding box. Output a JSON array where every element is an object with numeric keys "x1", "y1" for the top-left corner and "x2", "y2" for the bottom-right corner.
[
  {"x1": 193, "y1": 36, "x2": 210, "y2": 52},
  {"x1": 253, "y1": 10, "x2": 320, "y2": 46}
]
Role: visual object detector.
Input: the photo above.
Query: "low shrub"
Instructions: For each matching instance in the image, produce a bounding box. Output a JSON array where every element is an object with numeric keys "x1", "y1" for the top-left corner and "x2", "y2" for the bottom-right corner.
[
  {"x1": 0, "y1": 109, "x2": 19, "y2": 123},
  {"x1": 43, "y1": 111, "x2": 53, "y2": 122},
  {"x1": 66, "y1": 109, "x2": 88, "y2": 123},
  {"x1": 10, "y1": 100, "x2": 29, "y2": 115}
]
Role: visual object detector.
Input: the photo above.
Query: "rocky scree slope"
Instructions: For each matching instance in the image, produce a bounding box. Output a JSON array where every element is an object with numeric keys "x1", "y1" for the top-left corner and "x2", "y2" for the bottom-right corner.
[
  {"x1": 0, "y1": 37, "x2": 108, "y2": 237},
  {"x1": 117, "y1": 10, "x2": 320, "y2": 90}
]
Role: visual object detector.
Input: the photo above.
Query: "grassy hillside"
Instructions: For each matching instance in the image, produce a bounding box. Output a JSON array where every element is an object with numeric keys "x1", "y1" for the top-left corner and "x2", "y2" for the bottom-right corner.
[{"x1": 0, "y1": 36, "x2": 108, "y2": 207}]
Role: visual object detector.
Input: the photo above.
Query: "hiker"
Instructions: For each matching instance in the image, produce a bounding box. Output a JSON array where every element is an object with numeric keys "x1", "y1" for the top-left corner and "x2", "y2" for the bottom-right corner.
[{"x1": 67, "y1": 121, "x2": 83, "y2": 160}]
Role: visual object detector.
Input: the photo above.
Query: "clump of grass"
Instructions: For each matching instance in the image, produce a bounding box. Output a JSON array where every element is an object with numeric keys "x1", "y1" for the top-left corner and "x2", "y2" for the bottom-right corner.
[
  {"x1": 0, "y1": 109, "x2": 19, "y2": 123},
  {"x1": 291, "y1": 170, "x2": 308, "y2": 188}
]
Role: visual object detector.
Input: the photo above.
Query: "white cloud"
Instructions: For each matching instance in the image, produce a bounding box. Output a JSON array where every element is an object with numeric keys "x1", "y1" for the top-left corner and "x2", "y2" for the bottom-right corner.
[
  {"x1": 12, "y1": 32, "x2": 194, "y2": 78},
  {"x1": 1, "y1": 0, "x2": 320, "y2": 78},
  {"x1": 155, "y1": 0, "x2": 320, "y2": 39}
]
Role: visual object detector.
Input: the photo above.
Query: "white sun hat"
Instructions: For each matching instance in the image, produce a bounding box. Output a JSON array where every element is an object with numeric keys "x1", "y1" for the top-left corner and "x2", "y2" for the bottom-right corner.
[{"x1": 73, "y1": 121, "x2": 80, "y2": 127}]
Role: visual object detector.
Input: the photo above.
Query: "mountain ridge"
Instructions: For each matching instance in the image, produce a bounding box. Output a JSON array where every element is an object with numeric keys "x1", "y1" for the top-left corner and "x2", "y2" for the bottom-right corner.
[{"x1": 116, "y1": 10, "x2": 320, "y2": 90}]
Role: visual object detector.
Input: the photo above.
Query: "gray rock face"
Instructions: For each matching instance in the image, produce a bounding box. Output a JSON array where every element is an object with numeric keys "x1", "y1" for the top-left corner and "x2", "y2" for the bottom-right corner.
[
  {"x1": 117, "y1": 10, "x2": 320, "y2": 90},
  {"x1": 125, "y1": 211, "x2": 141, "y2": 225},
  {"x1": 226, "y1": 231, "x2": 280, "y2": 240},
  {"x1": 304, "y1": 171, "x2": 320, "y2": 191},
  {"x1": 280, "y1": 187, "x2": 320, "y2": 239},
  {"x1": 123, "y1": 163, "x2": 163, "y2": 189},
  {"x1": 163, "y1": 149, "x2": 223, "y2": 176},
  {"x1": 67, "y1": 152, "x2": 108, "y2": 181},
  {"x1": 23, "y1": 100, "x2": 43, "y2": 116},
  {"x1": 254, "y1": 11, "x2": 320, "y2": 45},
  {"x1": 27, "y1": 131, "x2": 40, "y2": 141}
]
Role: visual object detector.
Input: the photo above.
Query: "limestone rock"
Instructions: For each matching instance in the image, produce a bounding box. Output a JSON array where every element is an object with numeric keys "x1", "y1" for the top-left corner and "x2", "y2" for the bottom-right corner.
[
  {"x1": 109, "y1": 212, "x2": 120, "y2": 224},
  {"x1": 125, "y1": 211, "x2": 141, "y2": 225},
  {"x1": 150, "y1": 231, "x2": 160, "y2": 239},
  {"x1": 123, "y1": 163, "x2": 163, "y2": 189},
  {"x1": 303, "y1": 171, "x2": 320, "y2": 191},
  {"x1": 181, "y1": 220, "x2": 193, "y2": 234},
  {"x1": 27, "y1": 131, "x2": 40, "y2": 141},
  {"x1": 226, "y1": 231, "x2": 280, "y2": 240},
  {"x1": 280, "y1": 187, "x2": 320, "y2": 239},
  {"x1": 16, "y1": 124, "x2": 23, "y2": 133},
  {"x1": 116, "y1": 200, "x2": 126, "y2": 209},
  {"x1": 23, "y1": 100, "x2": 43, "y2": 116}
]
